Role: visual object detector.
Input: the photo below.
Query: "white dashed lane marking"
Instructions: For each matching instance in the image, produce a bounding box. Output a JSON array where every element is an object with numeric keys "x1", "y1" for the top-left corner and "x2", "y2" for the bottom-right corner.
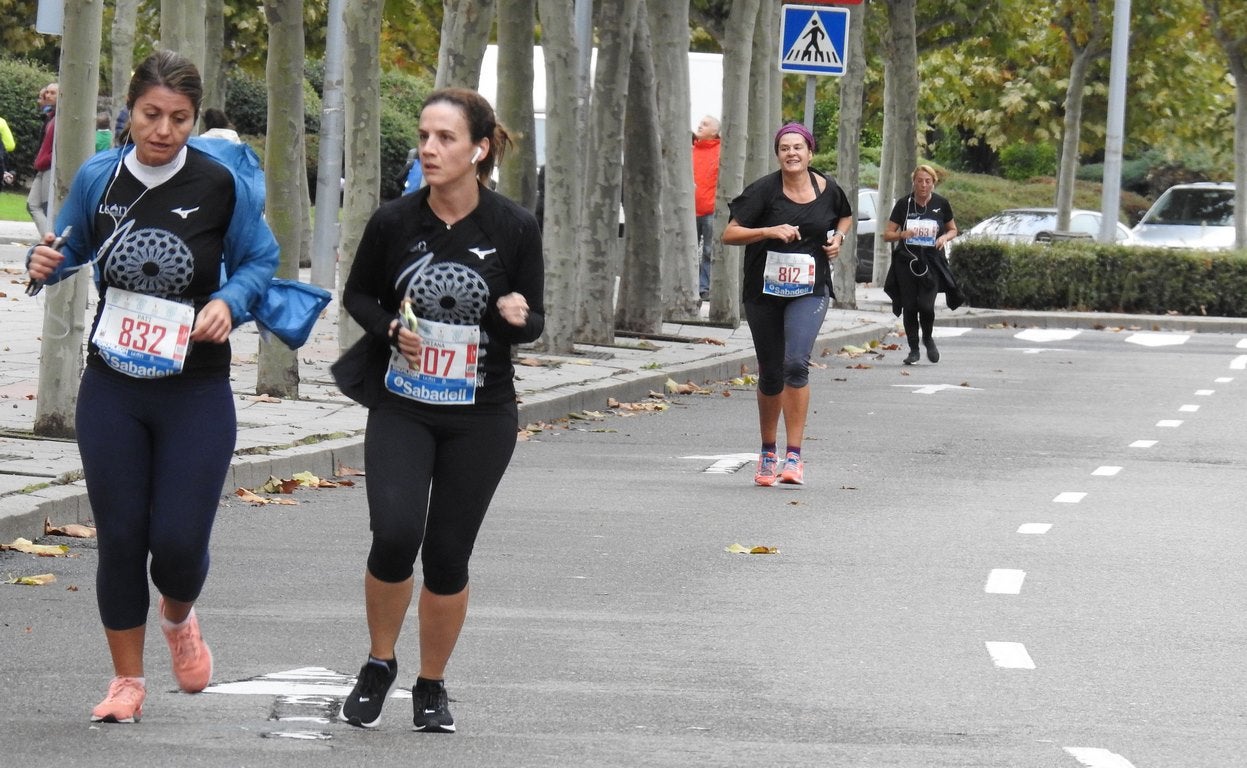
[
  {"x1": 1013, "y1": 329, "x2": 1081, "y2": 342},
  {"x1": 1125, "y1": 332, "x2": 1189, "y2": 347},
  {"x1": 1064, "y1": 746, "x2": 1139, "y2": 767},
  {"x1": 1231, "y1": 356, "x2": 1247, "y2": 370},
  {"x1": 1129, "y1": 440, "x2": 1157, "y2": 448},
  {"x1": 1156, "y1": 419, "x2": 1183, "y2": 427},
  {"x1": 1017, "y1": 523, "x2": 1052, "y2": 534},
  {"x1": 1091, "y1": 466, "x2": 1121, "y2": 476},
  {"x1": 1179, "y1": 404, "x2": 1199, "y2": 412},
  {"x1": 985, "y1": 569, "x2": 1026, "y2": 594},
  {"x1": 1053, "y1": 492, "x2": 1086, "y2": 503},
  {"x1": 1194, "y1": 389, "x2": 1214, "y2": 395},
  {"x1": 985, "y1": 642, "x2": 1035, "y2": 669}
]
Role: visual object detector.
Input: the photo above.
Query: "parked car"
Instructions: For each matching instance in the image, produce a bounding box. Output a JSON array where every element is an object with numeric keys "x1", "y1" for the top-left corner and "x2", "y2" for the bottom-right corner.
[
  {"x1": 1130, "y1": 182, "x2": 1236, "y2": 250},
  {"x1": 853, "y1": 188, "x2": 879, "y2": 283},
  {"x1": 960, "y1": 207, "x2": 1133, "y2": 246}
]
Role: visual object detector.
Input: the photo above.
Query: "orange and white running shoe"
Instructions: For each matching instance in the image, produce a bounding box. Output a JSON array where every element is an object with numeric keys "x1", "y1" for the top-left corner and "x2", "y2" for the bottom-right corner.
[
  {"x1": 779, "y1": 452, "x2": 805, "y2": 485},
  {"x1": 159, "y1": 597, "x2": 214, "y2": 693},
  {"x1": 91, "y1": 676, "x2": 146, "y2": 723},
  {"x1": 754, "y1": 451, "x2": 779, "y2": 486}
]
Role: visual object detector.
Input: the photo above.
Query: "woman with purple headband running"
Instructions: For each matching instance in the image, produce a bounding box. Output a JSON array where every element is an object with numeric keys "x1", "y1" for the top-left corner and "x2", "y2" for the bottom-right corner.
[{"x1": 723, "y1": 122, "x2": 853, "y2": 487}]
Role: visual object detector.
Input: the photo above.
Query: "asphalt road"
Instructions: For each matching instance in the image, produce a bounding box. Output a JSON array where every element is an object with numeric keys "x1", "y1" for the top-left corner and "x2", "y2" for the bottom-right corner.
[{"x1": 1, "y1": 325, "x2": 1243, "y2": 767}]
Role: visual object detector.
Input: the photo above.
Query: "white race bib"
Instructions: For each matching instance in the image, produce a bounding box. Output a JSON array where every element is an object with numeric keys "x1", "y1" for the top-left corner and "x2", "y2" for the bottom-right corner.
[
  {"x1": 762, "y1": 250, "x2": 816, "y2": 297},
  {"x1": 92, "y1": 287, "x2": 193, "y2": 378},
  {"x1": 385, "y1": 317, "x2": 481, "y2": 405},
  {"x1": 908, "y1": 217, "x2": 939, "y2": 248}
]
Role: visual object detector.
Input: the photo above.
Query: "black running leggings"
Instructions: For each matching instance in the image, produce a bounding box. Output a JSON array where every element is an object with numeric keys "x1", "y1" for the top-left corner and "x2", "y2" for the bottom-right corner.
[
  {"x1": 363, "y1": 398, "x2": 517, "y2": 594},
  {"x1": 76, "y1": 367, "x2": 235, "y2": 630}
]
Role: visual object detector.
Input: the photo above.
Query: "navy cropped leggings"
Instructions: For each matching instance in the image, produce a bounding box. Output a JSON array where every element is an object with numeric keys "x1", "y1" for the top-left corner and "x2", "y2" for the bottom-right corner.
[
  {"x1": 744, "y1": 289, "x2": 830, "y2": 396},
  {"x1": 363, "y1": 398, "x2": 517, "y2": 595},
  {"x1": 76, "y1": 367, "x2": 235, "y2": 630}
]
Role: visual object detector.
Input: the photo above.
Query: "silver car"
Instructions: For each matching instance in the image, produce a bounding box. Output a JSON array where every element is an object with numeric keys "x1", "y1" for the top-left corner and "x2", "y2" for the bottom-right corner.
[
  {"x1": 962, "y1": 207, "x2": 1133, "y2": 245},
  {"x1": 1130, "y1": 182, "x2": 1237, "y2": 250}
]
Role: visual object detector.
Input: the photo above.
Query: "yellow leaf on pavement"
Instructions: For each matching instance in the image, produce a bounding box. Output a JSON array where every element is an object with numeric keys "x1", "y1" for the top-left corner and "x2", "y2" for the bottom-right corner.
[
  {"x1": 1, "y1": 538, "x2": 70, "y2": 557},
  {"x1": 8, "y1": 573, "x2": 57, "y2": 586},
  {"x1": 725, "y1": 543, "x2": 779, "y2": 555}
]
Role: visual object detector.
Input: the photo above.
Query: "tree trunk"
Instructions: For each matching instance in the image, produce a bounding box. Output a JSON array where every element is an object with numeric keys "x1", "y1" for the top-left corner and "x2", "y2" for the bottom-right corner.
[
  {"x1": 708, "y1": 0, "x2": 761, "y2": 328},
  {"x1": 203, "y1": 0, "x2": 226, "y2": 112},
  {"x1": 646, "y1": 0, "x2": 698, "y2": 321},
  {"x1": 337, "y1": 0, "x2": 383, "y2": 350},
  {"x1": 33, "y1": 0, "x2": 103, "y2": 438},
  {"x1": 434, "y1": 0, "x2": 498, "y2": 89},
  {"x1": 258, "y1": 0, "x2": 306, "y2": 397},
  {"x1": 875, "y1": 1, "x2": 919, "y2": 285},
  {"x1": 1054, "y1": 4, "x2": 1108, "y2": 231},
  {"x1": 617, "y1": 0, "x2": 665, "y2": 334},
  {"x1": 745, "y1": 0, "x2": 774, "y2": 184},
  {"x1": 835, "y1": 0, "x2": 866, "y2": 305},
  {"x1": 873, "y1": 60, "x2": 895, "y2": 285},
  {"x1": 109, "y1": 0, "x2": 138, "y2": 121},
  {"x1": 534, "y1": 0, "x2": 584, "y2": 354},
  {"x1": 575, "y1": 0, "x2": 638, "y2": 344},
  {"x1": 495, "y1": 0, "x2": 538, "y2": 211},
  {"x1": 160, "y1": 0, "x2": 206, "y2": 72},
  {"x1": 1203, "y1": 0, "x2": 1247, "y2": 248}
]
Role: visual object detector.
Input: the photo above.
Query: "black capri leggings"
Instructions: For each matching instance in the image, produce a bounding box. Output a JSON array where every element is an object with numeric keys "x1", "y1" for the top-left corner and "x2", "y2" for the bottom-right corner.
[{"x1": 363, "y1": 398, "x2": 518, "y2": 594}]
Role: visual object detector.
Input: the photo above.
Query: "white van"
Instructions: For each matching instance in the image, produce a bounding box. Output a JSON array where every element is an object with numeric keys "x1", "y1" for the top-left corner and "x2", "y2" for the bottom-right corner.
[{"x1": 478, "y1": 45, "x2": 724, "y2": 168}]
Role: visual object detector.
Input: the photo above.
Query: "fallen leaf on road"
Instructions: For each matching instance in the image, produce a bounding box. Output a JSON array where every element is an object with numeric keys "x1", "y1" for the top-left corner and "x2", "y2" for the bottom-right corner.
[
  {"x1": 44, "y1": 517, "x2": 96, "y2": 538},
  {"x1": 336, "y1": 464, "x2": 365, "y2": 477},
  {"x1": 248, "y1": 394, "x2": 282, "y2": 403},
  {"x1": 849, "y1": 363, "x2": 873, "y2": 369},
  {"x1": 234, "y1": 488, "x2": 299, "y2": 506},
  {"x1": 8, "y1": 573, "x2": 57, "y2": 586},
  {"x1": 1, "y1": 538, "x2": 70, "y2": 557},
  {"x1": 666, "y1": 379, "x2": 711, "y2": 395},
  {"x1": 611, "y1": 400, "x2": 669, "y2": 412},
  {"x1": 695, "y1": 337, "x2": 726, "y2": 346},
  {"x1": 725, "y1": 543, "x2": 779, "y2": 555}
]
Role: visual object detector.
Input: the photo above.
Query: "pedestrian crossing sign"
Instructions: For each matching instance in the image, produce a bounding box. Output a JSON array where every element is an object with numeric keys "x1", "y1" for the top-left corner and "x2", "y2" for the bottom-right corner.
[{"x1": 779, "y1": 5, "x2": 850, "y2": 76}]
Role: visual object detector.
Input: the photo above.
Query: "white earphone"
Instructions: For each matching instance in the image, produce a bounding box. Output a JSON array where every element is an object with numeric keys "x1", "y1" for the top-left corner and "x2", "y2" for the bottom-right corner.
[{"x1": 470, "y1": 147, "x2": 482, "y2": 164}]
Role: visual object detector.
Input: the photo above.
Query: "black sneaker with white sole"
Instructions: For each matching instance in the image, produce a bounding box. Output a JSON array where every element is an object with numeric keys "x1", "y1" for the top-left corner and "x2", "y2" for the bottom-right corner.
[
  {"x1": 339, "y1": 657, "x2": 398, "y2": 728},
  {"x1": 411, "y1": 677, "x2": 455, "y2": 733}
]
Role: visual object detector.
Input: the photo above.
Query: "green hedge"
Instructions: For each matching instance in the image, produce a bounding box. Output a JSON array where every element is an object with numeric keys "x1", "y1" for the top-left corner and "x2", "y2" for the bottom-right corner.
[
  {"x1": 0, "y1": 59, "x2": 58, "y2": 186},
  {"x1": 950, "y1": 240, "x2": 1247, "y2": 316}
]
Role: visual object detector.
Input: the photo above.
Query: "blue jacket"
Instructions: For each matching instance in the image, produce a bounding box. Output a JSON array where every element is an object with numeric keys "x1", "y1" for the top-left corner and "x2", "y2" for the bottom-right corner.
[{"x1": 46, "y1": 136, "x2": 279, "y2": 323}]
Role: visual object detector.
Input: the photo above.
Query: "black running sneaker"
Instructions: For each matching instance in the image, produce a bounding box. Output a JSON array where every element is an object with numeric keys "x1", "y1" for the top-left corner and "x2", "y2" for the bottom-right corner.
[
  {"x1": 411, "y1": 677, "x2": 455, "y2": 733},
  {"x1": 339, "y1": 657, "x2": 398, "y2": 728}
]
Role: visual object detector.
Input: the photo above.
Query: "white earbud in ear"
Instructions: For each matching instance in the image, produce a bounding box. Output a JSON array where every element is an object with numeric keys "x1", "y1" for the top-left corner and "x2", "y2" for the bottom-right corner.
[{"x1": 470, "y1": 147, "x2": 482, "y2": 164}]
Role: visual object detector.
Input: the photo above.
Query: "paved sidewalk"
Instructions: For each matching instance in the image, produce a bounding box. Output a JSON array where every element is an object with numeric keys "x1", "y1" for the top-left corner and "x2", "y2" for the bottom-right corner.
[{"x1": 0, "y1": 218, "x2": 903, "y2": 542}]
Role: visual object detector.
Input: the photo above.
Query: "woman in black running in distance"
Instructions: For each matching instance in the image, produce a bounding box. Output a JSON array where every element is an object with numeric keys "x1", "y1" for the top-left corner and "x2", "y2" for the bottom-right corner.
[{"x1": 882, "y1": 164, "x2": 962, "y2": 364}]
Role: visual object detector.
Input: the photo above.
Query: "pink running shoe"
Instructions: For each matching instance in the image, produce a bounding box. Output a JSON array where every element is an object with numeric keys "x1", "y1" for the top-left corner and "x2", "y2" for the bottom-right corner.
[
  {"x1": 91, "y1": 676, "x2": 146, "y2": 723},
  {"x1": 159, "y1": 597, "x2": 214, "y2": 693},
  {"x1": 754, "y1": 451, "x2": 779, "y2": 486},
  {"x1": 779, "y1": 452, "x2": 805, "y2": 485}
]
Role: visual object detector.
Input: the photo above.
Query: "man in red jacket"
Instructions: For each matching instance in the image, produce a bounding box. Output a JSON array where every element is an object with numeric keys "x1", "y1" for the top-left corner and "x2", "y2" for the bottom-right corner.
[
  {"x1": 27, "y1": 82, "x2": 57, "y2": 237},
  {"x1": 692, "y1": 114, "x2": 720, "y2": 302}
]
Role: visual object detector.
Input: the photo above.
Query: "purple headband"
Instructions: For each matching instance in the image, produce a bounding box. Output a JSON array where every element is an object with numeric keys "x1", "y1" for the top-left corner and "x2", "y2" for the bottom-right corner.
[{"x1": 774, "y1": 122, "x2": 815, "y2": 153}]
